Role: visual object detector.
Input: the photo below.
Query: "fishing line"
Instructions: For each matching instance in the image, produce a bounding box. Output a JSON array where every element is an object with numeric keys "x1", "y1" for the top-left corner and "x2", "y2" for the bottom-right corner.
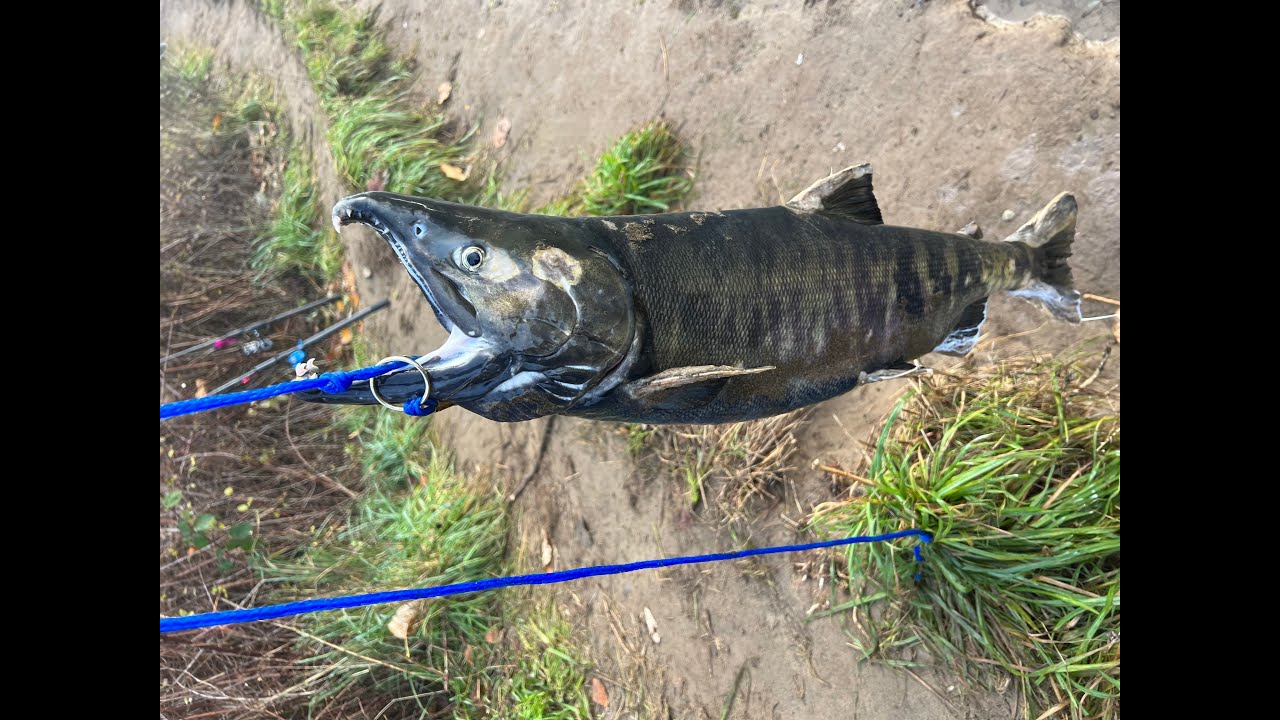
[
  {"x1": 160, "y1": 529, "x2": 932, "y2": 633},
  {"x1": 159, "y1": 359, "x2": 434, "y2": 419}
]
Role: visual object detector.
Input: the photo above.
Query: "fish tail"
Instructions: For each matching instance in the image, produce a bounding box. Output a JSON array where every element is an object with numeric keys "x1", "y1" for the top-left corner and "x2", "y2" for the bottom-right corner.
[{"x1": 1003, "y1": 192, "x2": 1082, "y2": 323}]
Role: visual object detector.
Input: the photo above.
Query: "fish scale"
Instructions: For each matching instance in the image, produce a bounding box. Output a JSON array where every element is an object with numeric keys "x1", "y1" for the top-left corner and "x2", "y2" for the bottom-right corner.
[{"x1": 583, "y1": 208, "x2": 1011, "y2": 423}]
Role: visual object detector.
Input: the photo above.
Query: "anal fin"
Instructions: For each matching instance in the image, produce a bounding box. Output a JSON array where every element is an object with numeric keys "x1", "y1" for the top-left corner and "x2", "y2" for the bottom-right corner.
[{"x1": 933, "y1": 297, "x2": 988, "y2": 357}]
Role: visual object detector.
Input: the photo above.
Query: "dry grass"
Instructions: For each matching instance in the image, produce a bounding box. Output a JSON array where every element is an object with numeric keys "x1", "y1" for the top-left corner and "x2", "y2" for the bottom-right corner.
[
  {"x1": 635, "y1": 410, "x2": 808, "y2": 528},
  {"x1": 160, "y1": 45, "x2": 371, "y2": 718}
]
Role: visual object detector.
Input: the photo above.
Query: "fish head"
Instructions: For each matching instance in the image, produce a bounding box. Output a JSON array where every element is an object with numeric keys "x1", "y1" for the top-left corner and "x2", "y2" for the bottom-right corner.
[{"x1": 330, "y1": 192, "x2": 638, "y2": 420}]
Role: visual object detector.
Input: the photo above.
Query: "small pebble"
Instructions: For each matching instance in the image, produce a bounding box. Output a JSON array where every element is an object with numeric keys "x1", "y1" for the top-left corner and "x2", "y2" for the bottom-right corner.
[
  {"x1": 1001, "y1": 209, "x2": 1016, "y2": 222},
  {"x1": 362, "y1": 266, "x2": 373, "y2": 279}
]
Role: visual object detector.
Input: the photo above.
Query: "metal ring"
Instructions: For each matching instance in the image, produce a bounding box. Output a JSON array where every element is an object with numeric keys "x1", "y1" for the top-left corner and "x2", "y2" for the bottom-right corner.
[{"x1": 369, "y1": 356, "x2": 432, "y2": 413}]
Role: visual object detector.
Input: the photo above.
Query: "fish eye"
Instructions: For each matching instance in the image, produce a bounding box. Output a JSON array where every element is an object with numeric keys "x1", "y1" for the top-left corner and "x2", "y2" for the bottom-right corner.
[
  {"x1": 456, "y1": 245, "x2": 486, "y2": 271},
  {"x1": 413, "y1": 223, "x2": 426, "y2": 238}
]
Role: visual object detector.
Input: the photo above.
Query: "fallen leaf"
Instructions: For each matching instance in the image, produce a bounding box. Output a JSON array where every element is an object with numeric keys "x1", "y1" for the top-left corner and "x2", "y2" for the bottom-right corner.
[
  {"x1": 194, "y1": 379, "x2": 208, "y2": 399},
  {"x1": 492, "y1": 117, "x2": 512, "y2": 148},
  {"x1": 590, "y1": 677, "x2": 609, "y2": 707},
  {"x1": 387, "y1": 600, "x2": 426, "y2": 639},
  {"x1": 541, "y1": 529, "x2": 554, "y2": 569},
  {"x1": 485, "y1": 626, "x2": 501, "y2": 644},
  {"x1": 440, "y1": 163, "x2": 469, "y2": 181},
  {"x1": 367, "y1": 168, "x2": 386, "y2": 191},
  {"x1": 339, "y1": 327, "x2": 354, "y2": 345},
  {"x1": 643, "y1": 607, "x2": 661, "y2": 644},
  {"x1": 463, "y1": 644, "x2": 474, "y2": 663},
  {"x1": 212, "y1": 112, "x2": 223, "y2": 131},
  {"x1": 437, "y1": 81, "x2": 452, "y2": 105}
]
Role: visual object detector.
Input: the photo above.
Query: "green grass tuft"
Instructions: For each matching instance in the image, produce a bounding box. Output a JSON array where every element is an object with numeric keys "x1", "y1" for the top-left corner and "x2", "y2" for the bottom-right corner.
[
  {"x1": 253, "y1": 145, "x2": 342, "y2": 281},
  {"x1": 327, "y1": 94, "x2": 471, "y2": 197},
  {"x1": 578, "y1": 121, "x2": 693, "y2": 216},
  {"x1": 289, "y1": 0, "x2": 406, "y2": 99},
  {"x1": 170, "y1": 45, "x2": 214, "y2": 85},
  {"x1": 481, "y1": 603, "x2": 592, "y2": 720},
  {"x1": 810, "y1": 352, "x2": 1119, "y2": 720}
]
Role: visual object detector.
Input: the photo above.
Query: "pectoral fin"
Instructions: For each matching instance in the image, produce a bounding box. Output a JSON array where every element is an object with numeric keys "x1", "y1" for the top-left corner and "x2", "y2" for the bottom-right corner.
[
  {"x1": 859, "y1": 362, "x2": 932, "y2": 384},
  {"x1": 623, "y1": 365, "x2": 774, "y2": 404}
]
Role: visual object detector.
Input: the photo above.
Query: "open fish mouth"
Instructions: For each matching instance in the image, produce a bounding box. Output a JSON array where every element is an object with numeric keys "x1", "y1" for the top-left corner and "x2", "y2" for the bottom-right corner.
[
  {"x1": 332, "y1": 197, "x2": 481, "y2": 338},
  {"x1": 297, "y1": 325, "x2": 502, "y2": 406}
]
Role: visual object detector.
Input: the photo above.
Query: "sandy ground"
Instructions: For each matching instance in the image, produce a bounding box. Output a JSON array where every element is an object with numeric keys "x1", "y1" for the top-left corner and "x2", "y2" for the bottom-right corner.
[{"x1": 160, "y1": 1, "x2": 1119, "y2": 717}]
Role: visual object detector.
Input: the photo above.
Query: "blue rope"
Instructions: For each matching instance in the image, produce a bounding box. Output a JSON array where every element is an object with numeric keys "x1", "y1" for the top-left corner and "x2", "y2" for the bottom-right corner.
[
  {"x1": 160, "y1": 529, "x2": 930, "y2": 633},
  {"x1": 403, "y1": 396, "x2": 437, "y2": 416},
  {"x1": 160, "y1": 361, "x2": 432, "y2": 420}
]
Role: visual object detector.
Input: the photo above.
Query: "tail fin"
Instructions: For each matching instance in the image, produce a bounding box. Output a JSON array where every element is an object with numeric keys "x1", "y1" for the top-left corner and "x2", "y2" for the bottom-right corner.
[{"x1": 1004, "y1": 192, "x2": 1082, "y2": 323}]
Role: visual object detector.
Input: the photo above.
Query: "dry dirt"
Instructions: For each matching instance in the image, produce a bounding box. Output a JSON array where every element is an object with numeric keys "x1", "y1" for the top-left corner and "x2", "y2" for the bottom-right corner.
[{"x1": 160, "y1": 1, "x2": 1119, "y2": 717}]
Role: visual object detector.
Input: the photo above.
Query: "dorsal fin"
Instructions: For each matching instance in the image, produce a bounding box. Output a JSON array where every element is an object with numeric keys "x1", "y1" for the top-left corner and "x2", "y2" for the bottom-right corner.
[{"x1": 785, "y1": 164, "x2": 883, "y2": 225}]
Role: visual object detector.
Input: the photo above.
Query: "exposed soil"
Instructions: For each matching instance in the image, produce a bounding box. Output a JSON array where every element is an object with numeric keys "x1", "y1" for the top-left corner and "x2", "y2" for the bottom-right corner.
[{"x1": 160, "y1": 1, "x2": 1119, "y2": 717}]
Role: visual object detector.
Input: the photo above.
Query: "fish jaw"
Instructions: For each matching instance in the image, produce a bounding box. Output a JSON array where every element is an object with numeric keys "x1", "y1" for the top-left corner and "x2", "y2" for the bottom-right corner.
[
  {"x1": 296, "y1": 326, "x2": 509, "y2": 407},
  {"x1": 332, "y1": 193, "x2": 482, "y2": 338}
]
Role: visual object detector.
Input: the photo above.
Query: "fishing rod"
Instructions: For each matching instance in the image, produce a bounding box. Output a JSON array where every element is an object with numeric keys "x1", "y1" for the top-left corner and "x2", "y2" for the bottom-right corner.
[
  {"x1": 209, "y1": 299, "x2": 391, "y2": 396},
  {"x1": 159, "y1": 294, "x2": 343, "y2": 364}
]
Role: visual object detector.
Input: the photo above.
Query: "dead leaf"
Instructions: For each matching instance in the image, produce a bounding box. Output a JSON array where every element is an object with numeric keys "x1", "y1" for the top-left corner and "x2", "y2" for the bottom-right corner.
[
  {"x1": 437, "y1": 81, "x2": 453, "y2": 105},
  {"x1": 492, "y1": 117, "x2": 512, "y2": 148},
  {"x1": 590, "y1": 677, "x2": 609, "y2": 707},
  {"x1": 463, "y1": 644, "x2": 474, "y2": 663},
  {"x1": 367, "y1": 168, "x2": 386, "y2": 191},
  {"x1": 387, "y1": 600, "x2": 426, "y2": 639},
  {"x1": 485, "y1": 626, "x2": 501, "y2": 644},
  {"x1": 212, "y1": 112, "x2": 222, "y2": 131},
  {"x1": 541, "y1": 528, "x2": 554, "y2": 569},
  {"x1": 194, "y1": 379, "x2": 208, "y2": 399},
  {"x1": 339, "y1": 327, "x2": 354, "y2": 345},
  {"x1": 440, "y1": 163, "x2": 469, "y2": 181},
  {"x1": 643, "y1": 607, "x2": 661, "y2": 644}
]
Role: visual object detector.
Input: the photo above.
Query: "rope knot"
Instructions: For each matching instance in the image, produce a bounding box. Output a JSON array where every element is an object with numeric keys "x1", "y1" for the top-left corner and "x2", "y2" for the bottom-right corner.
[
  {"x1": 403, "y1": 397, "x2": 438, "y2": 417},
  {"x1": 319, "y1": 373, "x2": 353, "y2": 394}
]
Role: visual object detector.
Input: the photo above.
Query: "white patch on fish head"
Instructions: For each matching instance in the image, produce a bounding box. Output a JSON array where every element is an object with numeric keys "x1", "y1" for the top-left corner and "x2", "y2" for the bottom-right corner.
[{"x1": 531, "y1": 246, "x2": 583, "y2": 289}]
